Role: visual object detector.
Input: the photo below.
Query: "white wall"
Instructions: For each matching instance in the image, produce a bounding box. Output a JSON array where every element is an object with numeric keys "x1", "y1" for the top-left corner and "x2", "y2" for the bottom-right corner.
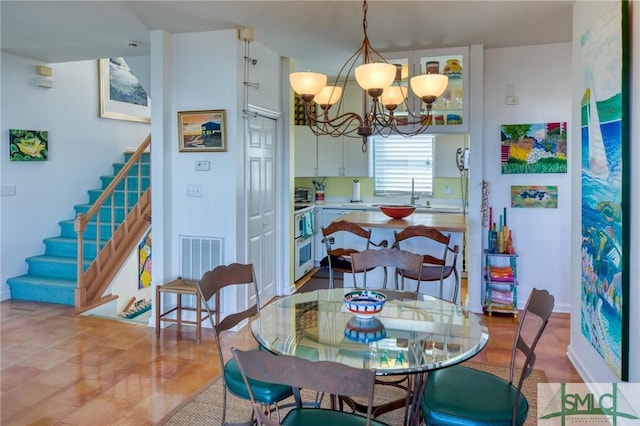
[
  {"x1": 568, "y1": 0, "x2": 639, "y2": 383},
  {"x1": 0, "y1": 53, "x2": 150, "y2": 300},
  {"x1": 152, "y1": 30, "x2": 280, "y2": 283},
  {"x1": 482, "y1": 43, "x2": 573, "y2": 312}
]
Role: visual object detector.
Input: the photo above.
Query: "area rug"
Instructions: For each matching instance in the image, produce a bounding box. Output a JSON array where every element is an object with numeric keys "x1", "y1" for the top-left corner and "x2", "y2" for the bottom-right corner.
[{"x1": 162, "y1": 363, "x2": 546, "y2": 425}]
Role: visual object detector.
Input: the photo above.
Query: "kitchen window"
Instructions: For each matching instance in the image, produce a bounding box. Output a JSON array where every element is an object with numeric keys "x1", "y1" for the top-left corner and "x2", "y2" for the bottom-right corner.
[{"x1": 372, "y1": 135, "x2": 434, "y2": 197}]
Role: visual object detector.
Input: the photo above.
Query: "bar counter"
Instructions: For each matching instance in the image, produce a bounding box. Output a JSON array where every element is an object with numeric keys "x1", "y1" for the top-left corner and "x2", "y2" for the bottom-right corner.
[{"x1": 334, "y1": 211, "x2": 467, "y2": 233}]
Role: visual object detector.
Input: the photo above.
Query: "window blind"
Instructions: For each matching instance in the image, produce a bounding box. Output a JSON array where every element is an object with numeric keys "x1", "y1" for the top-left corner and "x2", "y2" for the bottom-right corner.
[{"x1": 372, "y1": 135, "x2": 434, "y2": 196}]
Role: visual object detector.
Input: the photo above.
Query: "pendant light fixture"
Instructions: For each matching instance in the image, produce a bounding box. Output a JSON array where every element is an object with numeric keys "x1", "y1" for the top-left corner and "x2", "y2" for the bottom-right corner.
[{"x1": 289, "y1": 0, "x2": 449, "y2": 152}]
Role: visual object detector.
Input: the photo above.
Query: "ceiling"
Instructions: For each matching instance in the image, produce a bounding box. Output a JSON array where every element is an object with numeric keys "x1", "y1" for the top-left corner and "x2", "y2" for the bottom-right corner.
[{"x1": 1, "y1": 1, "x2": 574, "y2": 75}]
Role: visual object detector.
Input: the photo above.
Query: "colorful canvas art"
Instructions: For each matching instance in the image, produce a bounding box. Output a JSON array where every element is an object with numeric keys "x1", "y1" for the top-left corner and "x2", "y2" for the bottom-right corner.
[
  {"x1": 510, "y1": 185, "x2": 558, "y2": 208},
  {"x1": 580, "y1": 2, "x2": 629, "y2": 380},
  {"x1": 500, "y1": 122, "x2": 567, "y2": 174},
  {"x1": 139, "y1": 231, "x2": 151, "y2": 289},
  {"x1": 9, "y1": 129, "x2": 48, "y2": 161}
]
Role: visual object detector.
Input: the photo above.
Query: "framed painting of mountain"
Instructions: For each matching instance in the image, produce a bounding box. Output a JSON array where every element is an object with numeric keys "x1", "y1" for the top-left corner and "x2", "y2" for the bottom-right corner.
[
  {"x1": 500, "y1": 122, "x2": 567, "y2": 174},
  {"x1": 98, "y1": 58, "x2": 151, "y2": 123},
  {"x1": 579, "y1": 0, "x2": 630, "y2": 381}
]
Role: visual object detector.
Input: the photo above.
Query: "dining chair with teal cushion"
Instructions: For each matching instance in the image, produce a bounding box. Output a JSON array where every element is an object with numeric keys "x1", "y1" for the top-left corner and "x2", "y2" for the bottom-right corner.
[
  {"x1": 421, "y1": 288, "x2": 554, "y2": 426},
  {"x1": 196, "y1": 263, "x2": 293, "y2": 425},
  {"x1": 232, "y1": 347, "x2": 391, "y2": 426}
]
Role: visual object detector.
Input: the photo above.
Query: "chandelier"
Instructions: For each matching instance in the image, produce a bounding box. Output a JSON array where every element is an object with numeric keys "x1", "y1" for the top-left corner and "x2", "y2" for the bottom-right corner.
[{"x1": 289, "y1": 0, "x2": 449, "y2": 152}]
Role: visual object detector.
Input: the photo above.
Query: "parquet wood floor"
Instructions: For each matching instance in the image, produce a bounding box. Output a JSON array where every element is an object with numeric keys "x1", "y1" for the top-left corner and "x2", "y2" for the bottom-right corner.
[{"x1": 1, "y1": 285, "x2": 581, "y2": 425}]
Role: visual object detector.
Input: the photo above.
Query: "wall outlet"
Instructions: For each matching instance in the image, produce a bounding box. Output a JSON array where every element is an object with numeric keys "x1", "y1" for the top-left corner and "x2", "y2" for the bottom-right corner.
[
  {"x1": 186, "y1": 184, "x2": 202, "y2": 197},
  {"x1": 444, "y1": 186, "x2": 453, "y2": 195},
  {"x1": 0, "y1": 185, "x2": 16, "y2": 196},
  {"x1": 195, "y1": 160, "x2": 210, "y2": 171}
]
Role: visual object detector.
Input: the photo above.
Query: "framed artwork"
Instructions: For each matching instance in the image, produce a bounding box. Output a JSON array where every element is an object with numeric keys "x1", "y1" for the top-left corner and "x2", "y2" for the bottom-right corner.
[
  {"x1": 580, "y1": 1, "x2": 630, "y2": 380},
  {"x1": 138, "y1": 230, "x2": 151, "y2": 289},
  {"x1": 500, "y1": 122, "x2": 567, "y2": 174},
  {"x1": 510, "y1": 185, "x2": 558, "y2": 208},
  {"x1": 9, "y1": 129, "x2": 48, "y2": 161},
  {"x1": 178, "y1": 110, "x2": 227, "y2": 152},
  {"x1": 98, "y1": 58, "x2": 151, "y2": 123}
]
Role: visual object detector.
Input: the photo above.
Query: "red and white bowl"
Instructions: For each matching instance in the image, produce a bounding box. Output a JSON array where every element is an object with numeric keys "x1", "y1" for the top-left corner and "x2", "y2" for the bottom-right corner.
[{"x1": 344, "y1": 290, "x2": 387, "y2": 319}]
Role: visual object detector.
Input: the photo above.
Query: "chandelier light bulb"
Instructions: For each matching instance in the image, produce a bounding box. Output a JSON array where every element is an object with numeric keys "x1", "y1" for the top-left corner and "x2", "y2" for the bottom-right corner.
[
  {"x1": 355, "y1": 63, "x2": 397, "y2": 93},
  {"x1": 290, "y1": 72, "x2": 327, "y2": 100},
  {"x1": 380, "y1": 86, "x2": 408, "y2": 109},
  {"x1": 314, "y1": 86, "x2": 343, "y2": 107},
  {"x1": 410, "y1": 74, "x2": 449, "y2": 101}
]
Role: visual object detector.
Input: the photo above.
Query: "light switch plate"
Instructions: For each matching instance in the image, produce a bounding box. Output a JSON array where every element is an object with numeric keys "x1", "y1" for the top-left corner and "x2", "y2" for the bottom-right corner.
[
  {"x1": 0, "y1": 185, "x2": 17, "y2": 196},
  {"x1": 186, "y1": 184, "x2": 202, "y2": 197},
  {"x1": 195, "y1": 160, "x2": 210, "y2": 171}
]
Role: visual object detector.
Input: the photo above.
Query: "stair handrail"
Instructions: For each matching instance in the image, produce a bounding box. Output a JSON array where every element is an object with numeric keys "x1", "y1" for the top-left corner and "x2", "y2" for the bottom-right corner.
[{"x1": 74, "y1": 135, "x2": 151, "y2": 308}]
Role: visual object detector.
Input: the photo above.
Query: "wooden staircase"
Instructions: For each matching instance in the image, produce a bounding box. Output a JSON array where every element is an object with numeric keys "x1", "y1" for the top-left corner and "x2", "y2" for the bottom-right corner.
[{"x1": 7, "y1": 136, "x2": 151, "y2": 312}]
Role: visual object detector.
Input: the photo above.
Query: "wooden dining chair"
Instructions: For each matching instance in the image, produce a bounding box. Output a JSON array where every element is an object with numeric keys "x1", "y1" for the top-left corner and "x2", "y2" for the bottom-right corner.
[
  {"x1": 231, "y1": 347, "x2": 390, "y2": 426},
  {"x1": 321, "y1": 220, "x2": 388, "y2": 289},
  {"x1": 421, "y1": 288, "x2": 555, "y2": 426},
  {"x1": 196, "y1": 263, "x2": 293, "y2": 425},
  {"x1": 350, "y1": 248, "x2": 424, "y2": 290},
  {"x1": 392, "y1": 225, "x2": 460, "y2": 303}
]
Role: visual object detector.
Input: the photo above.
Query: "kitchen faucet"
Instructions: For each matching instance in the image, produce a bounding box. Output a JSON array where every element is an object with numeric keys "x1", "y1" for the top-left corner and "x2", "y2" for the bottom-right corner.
[{"x1": 410, "y1": 178, "x2": 419, "y2": 205}]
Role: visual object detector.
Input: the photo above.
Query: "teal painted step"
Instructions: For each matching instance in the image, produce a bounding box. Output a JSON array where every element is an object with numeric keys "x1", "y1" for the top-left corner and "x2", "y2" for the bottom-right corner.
[
  {"x1": 87, "y1": 189, "x2": 145, "y2": 205},
  {"x1": 74, "y1": 203, "x2": 130, "y2": 223},
  {"x1": 6, "y1": 275, "x2": 76, "y2": 305},
  {"x1": 25, "y1": 255, "x2": 92, "y2": 279},
  {"x1": 124, "y1": 152, "x2": 150, "y2": 162},
  {"x1": 7, "y1": 149, "x2": 149, "y2": 306},
  {"x1": 58, "y1": 219, "x2": 118, "y2": 241},
  {"x1": 112, "y1": 162, "x2": 150, "y2": 176},
  {"x1": 100, "y1": 175, "x2": 150, "y2": 191},
  {"x1": 44, "y1": 236, "x2": 106, "y2": 259}
]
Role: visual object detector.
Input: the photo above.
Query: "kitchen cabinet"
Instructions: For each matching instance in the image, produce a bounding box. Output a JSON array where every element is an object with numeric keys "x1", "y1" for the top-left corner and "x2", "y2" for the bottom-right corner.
[
  {"x1": 384, "y1": 47, "x2": 469, "y2": 134},
  {"x1": 294, "y1": 126, "x2": 318, "y2": 177},
  {"x1": 317, "y1": 135, "x2": 370, "y2": 177},
  {"x1": 314, "y1": 207, "x2": 368, "y2": 265}
]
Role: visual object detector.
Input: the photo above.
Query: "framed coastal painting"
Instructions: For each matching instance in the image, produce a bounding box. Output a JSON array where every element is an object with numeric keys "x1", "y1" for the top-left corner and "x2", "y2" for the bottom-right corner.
[
  {"x1": 178, "y1": 110, "x2": 227, "y2": 152},
  {"x1": 579, "y1": 0, "x2": 630, "y2": 380},
  {"x1": 98, "y1": 58, "x2": 151, "y2": 123},
  {"x1": 510, "y1": 185, "x2": 558, "y2": 208},
  {"x1": 500, "y1": 122, "x2": 567, "y2": 174},
  {"x1": 9, "y1": 129, "x2": 48, "y2": 161}
]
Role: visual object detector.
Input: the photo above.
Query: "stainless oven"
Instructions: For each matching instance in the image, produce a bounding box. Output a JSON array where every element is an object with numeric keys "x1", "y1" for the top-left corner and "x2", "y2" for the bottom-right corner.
[{"x1": 294, "y1": 207, "x2": 315, "y2": 281}]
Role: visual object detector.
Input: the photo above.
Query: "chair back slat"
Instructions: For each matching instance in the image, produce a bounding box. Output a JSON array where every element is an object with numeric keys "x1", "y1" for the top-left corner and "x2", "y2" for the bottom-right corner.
[
  {"x1": 232, "y1": 348, "x2": 377, "y2": 425},
  {"x1": 350, "y1": 248, "x2": 424, "y2": 288}
]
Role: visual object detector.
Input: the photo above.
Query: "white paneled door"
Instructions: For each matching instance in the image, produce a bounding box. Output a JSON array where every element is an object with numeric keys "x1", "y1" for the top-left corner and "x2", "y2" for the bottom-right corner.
[{"x1": 247, "y1": 114, "x2": 277, "y2": 304}]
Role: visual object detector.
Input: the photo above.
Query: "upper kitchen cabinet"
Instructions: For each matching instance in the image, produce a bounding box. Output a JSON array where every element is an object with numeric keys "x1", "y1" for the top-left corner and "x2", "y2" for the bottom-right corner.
[
  {"x1": 294, "y1": 126, "x2": 318, "y2": 177},
  {"x1": 384, "y1": 47, "x2": 469, "y2": 133},
  {"x1": 317, "y1": 135, "x2": 370, "y2": 177}
]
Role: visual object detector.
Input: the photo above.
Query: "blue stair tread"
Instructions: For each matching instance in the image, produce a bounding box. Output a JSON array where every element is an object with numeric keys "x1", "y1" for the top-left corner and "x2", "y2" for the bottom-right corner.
[
  {"x1": 27, "y1": 255, "x2": 91, "y2": 265},
  {"x1": 7, "y1": 274, "x2": 76, "y2": 288}
]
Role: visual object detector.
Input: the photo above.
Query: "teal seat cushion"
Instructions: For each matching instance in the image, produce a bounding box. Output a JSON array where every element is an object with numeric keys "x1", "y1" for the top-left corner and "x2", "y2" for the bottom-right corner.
[
  {"x1": 282, "y1": 408, "x2": 390, "y2": 426},
  {"x1": 224, "y1": 348, "x2": 293, "y2": 404},
  {"x1": 421, "y1": 365, "x2": 529, "y2": 426}
]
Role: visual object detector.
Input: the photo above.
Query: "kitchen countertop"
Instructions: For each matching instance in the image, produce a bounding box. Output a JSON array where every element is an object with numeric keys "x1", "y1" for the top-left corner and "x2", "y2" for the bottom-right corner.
[
  {"x1": 334, "y1": 211, "x2": 467, "y2": 232},
  {"x1": 302, "y1": 201, "x2": 463, "y2": 214}
]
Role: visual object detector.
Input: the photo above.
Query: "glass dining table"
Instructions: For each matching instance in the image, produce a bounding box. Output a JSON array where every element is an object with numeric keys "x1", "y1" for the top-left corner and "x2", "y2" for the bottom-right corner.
[{"x1": 250, "y1": 288, "x2": 489, "y2": 426}]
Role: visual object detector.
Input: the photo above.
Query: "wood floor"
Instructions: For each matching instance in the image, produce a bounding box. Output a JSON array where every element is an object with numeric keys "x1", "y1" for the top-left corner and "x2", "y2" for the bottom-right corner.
[{"x1": 1, "y1": 291, "x2": 581, "y2": 425}]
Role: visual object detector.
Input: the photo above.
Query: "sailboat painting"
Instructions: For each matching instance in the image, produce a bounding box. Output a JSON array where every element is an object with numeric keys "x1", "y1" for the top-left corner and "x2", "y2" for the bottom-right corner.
[{"x1": 579, "y1": 2, "x2": 628, "y2": 380}]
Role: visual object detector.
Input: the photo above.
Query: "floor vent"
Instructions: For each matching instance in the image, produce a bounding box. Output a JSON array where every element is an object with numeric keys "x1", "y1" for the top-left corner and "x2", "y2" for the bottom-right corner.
[{"x1": 179, "y1": 235, "x2": 224, "y2": 280}]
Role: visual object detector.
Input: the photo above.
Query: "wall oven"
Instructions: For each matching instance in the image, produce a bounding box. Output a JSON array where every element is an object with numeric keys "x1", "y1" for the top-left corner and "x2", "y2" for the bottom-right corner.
[{"x1": 294, "y1": 207, "x2": 315, "y2": 281}]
